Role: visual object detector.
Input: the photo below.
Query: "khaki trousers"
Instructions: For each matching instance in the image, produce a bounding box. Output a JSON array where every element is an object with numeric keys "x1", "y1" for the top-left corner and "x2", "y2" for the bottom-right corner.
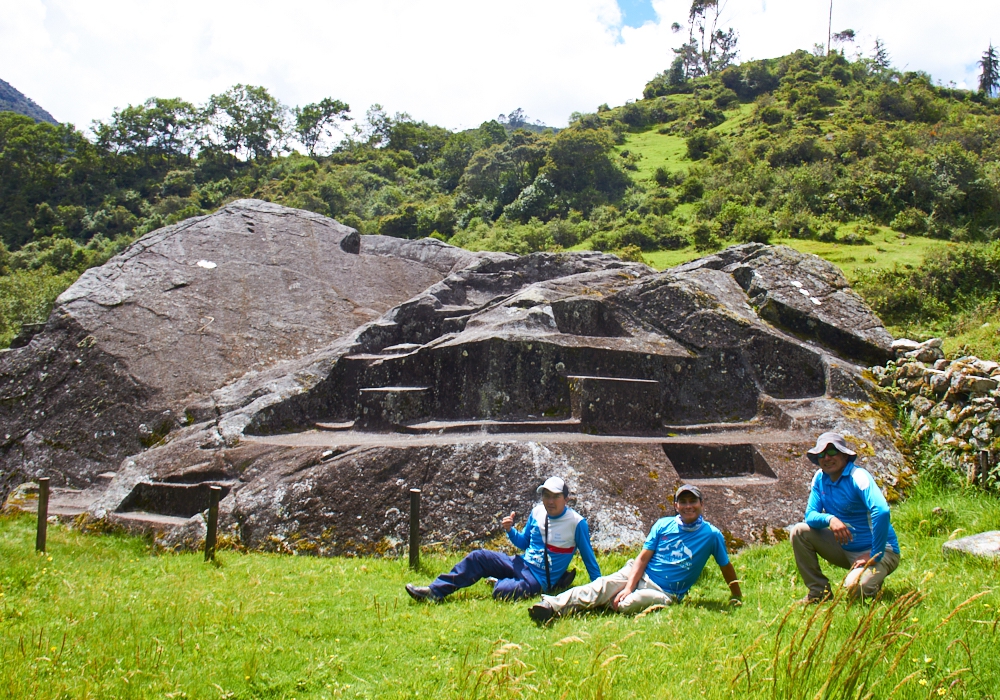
[
  {"x1": 790, "y1": 522, "x2": 900, "y2": 599},
  {"x1": 541, "y1": 559, "x2": 676, "y2": 616}
]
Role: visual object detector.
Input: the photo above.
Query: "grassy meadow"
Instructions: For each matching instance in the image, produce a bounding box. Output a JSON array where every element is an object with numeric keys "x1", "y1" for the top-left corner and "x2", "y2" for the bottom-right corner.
[
  {"x1": 640, "y1": 231, "x2": 955, "y2": 276},
  {"x1": 1, "y1": 482, "x2": 998, "y2": 699}
]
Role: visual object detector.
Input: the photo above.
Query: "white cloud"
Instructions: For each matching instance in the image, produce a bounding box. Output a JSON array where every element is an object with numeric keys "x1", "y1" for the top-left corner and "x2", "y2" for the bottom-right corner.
[{"x1": 1, "y1": 0, "x2": 997, "y2": 131}]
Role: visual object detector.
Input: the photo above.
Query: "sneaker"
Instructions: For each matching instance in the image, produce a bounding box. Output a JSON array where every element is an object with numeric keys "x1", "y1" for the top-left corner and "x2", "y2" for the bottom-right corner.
[
  {"x1": 553, "y1": 568, "x2": 576, "y2": 591},
  {"x1": 528, "y1": 601, "x2": 556, "y2": 623},
  {"x1": 405, "y1": 584, "x2": 439, "y2": 602}
]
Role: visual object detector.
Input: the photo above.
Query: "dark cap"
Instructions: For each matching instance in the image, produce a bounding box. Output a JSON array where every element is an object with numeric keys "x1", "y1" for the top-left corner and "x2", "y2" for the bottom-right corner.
[{"x1": 674, "y1": 484, "x2": 702, "y2": 501}]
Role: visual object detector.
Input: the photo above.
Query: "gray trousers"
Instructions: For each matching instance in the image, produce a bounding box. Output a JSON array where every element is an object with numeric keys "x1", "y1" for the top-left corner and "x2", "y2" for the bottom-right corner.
[
  {"x1": 541, "y1": 559, "x2": 676, "y2": 616},
  {"x1": 790, "y1": 522, "x2": 900, "y2": 599}
]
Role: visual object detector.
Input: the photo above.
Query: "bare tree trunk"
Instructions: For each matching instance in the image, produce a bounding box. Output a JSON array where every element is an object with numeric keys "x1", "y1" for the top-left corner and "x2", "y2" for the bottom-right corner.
[{"x1": 827, "y1": 0, "x2": 833, "y2": 55}]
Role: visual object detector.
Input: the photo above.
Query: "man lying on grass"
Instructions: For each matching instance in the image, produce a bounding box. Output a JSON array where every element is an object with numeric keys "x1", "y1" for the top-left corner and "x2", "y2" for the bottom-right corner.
[
  {"x1": 790, "y1": 432, "x2": 900, "y2": 603},
  {"x1": 528, "y1": 484, "x2": 741, "y2": 622},
  {"x1": 406, "y1": 476, "x2": 602, "y2": 602}
]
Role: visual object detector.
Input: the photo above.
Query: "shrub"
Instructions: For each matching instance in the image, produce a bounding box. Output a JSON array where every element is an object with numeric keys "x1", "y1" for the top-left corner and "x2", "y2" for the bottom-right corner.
[
  {"x1": 686, "y1": 131, "x2": 721, "y2": 161},
  {"x1": 829, "y1": 64, "x2": 852, "y2": 85},
  {"x1": 161, "y1": 170, "x2": 195, "y2": 197},
  {"x1": 818, "y1": 223, "x2": 839, "y2": 242},
  {"x1": 813, "y1": 81, "x2": 840, "y2": 106},
  {"x1": 619, "y1": 102, "x2": 646, "y2": 128},
  {"x1": 839, "y1": 231, "x2": 870, "y2": 245},
  {"x1": 690, "y1": 105, "x2": 726, "y2": 129},
  {"x1": 759, "y1": 106, "x2": 784, "y2": 125},
  {"x1": 767, "y1": 135, "x2": 829, "y2": 167},
  {"x1": 733, "y1": 211, "x2": 773, "y2": 244},
  {"x1": 378, "y1": 203, "x2": 419, "y2": 238},
  {"x1": 690, "y1": 221, "x2": 721, "y2": 251},
  {"x1": 678, "y1": 177, "x2": 705, "y2": 203},
  {"x1": 502, "y1": 176, "x2": 557, "y2": 223},
  {"x1": 713, "y1": 89, "x2": 740, "y2": 109},
  {"x1": 653, "y1": 167, "x2": 682, "y2": 188},
  {"x1": 774, "y1": 209, "x2": 819, "y2": 239},
  {"x1": 793, "y1": 95, "x2": 825, "y2": 118},
  {"x1": 614, "y1": 244, "x2": 645, "y2": 263},
  {"x1": 891, "y1": 207, "x2": 928, "y2": 234}
]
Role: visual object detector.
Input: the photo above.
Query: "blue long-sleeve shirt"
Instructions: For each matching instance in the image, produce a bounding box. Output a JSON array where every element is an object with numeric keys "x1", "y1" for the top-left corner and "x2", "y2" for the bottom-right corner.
[
  {"x1": 506, "y1": 505, "x2": 602, "y2": 591},
  {"x1": 804, "y1": 461, "x2": 899, "y2": 560}
]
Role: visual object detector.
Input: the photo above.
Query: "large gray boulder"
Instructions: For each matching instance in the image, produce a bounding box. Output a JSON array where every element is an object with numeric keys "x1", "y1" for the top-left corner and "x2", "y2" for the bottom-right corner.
[
  {"x1": 78, "y1": 241, "x2": 904, "y2": 552},
  {"x1": 0, "y1": 200, "x2": 504, "y2": 497},
  {"x1": 942, "y1": 531, "x2": 1000, "y2": 560}
]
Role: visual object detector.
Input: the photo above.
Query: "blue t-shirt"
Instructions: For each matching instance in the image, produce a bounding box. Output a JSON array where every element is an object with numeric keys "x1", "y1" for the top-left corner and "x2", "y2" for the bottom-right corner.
[{"x1": 642, "y1": 515, "x2": 730, "y2": 599}]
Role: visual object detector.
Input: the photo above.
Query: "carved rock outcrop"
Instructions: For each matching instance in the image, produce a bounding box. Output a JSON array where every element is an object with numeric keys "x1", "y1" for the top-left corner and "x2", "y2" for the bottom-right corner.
[{"x1": 2, "y1": 203, "x2": 905, "y2": 552}]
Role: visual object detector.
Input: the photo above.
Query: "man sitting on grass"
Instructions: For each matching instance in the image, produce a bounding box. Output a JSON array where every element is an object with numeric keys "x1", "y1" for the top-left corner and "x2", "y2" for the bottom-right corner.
[
  {"x1": 790, "y1": 432, "x2": 900, "y2": 603},
  {"x1": 528, "y1": 484, "x2": 741, "y2": 622},
  {"x1": 405, "y1": 476, "x2": 602, "y2": 602}
]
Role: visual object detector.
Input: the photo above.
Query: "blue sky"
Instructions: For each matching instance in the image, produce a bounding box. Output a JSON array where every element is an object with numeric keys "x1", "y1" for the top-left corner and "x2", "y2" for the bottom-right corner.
[
  {"x1": 1, "y1": 1, "x2": 998, "y2": 135},
  {"x1": 618, "y1": 0, "x2": 659, "y2": 28}
]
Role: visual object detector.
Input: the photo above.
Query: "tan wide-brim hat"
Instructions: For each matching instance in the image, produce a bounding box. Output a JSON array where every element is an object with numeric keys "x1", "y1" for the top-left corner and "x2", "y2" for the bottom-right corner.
[{"x1": 807, "y1": 432, "x2": 857, "y2": 465}]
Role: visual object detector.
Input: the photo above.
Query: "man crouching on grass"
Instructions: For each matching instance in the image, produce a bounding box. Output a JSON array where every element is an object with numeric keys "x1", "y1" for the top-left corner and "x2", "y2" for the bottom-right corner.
[
  {"x1": 405, "y1": 476, "x2": 602, "y2": 603},
  {"x1": 790, "y1": 432, "x2": 900, "y2": 603},
  {"x1": 528, "y1": 484, "x2": 741, "y2": 622}
]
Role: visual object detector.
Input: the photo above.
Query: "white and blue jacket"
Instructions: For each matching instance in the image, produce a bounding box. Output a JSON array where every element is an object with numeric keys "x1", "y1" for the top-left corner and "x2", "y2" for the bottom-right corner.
[{"x1": 506, "y1": 503, "x2": 602, "y2": 591}]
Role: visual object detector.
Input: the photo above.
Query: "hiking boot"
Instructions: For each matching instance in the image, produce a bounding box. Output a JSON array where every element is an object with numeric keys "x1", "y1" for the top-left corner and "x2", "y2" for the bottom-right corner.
[
  {"x1": 553, "y1": 568, "x2": 576, "y2": 592},
  {"x1": 528, "y1": 601, "x2": 556, "y2": 623},
  {"x1": 405, "y1": 584, "x2": 439, "y2": 602},
  {"x1": 798, "y1": 590, "x2": 832, "y2": 605}
]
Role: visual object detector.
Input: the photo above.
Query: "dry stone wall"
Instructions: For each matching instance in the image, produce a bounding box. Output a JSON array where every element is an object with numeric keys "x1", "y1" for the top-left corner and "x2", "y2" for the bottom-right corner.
[{"x1": 872, "y1": 337, "x2": 1000, "y2": 482}]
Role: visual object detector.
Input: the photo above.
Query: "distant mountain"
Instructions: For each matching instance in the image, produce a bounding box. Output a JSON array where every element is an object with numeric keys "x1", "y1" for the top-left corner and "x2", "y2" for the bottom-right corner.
[{"x1": 0, "y1": 78, "x2": 58, "y2": 124}]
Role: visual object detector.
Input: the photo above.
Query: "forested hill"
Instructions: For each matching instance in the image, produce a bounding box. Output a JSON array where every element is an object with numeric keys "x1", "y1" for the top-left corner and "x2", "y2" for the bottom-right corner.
[
  {"x1": 3, "y1": 50, "x2": 1000, "y2": 351},
  {"x1": 0, "y1": 78, "x2": 58, "y2": 125}
]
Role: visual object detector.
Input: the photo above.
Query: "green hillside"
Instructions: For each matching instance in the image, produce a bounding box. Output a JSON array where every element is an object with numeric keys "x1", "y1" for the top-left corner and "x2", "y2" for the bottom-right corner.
[{"x1": 3, "y1": 51, "x2": 1000, "y2": 353}]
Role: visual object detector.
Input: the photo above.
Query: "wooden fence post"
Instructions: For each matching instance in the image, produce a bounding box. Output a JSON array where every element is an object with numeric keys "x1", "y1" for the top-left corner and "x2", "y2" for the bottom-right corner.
[
  {"x1": 204, "y1": 485, "x2": 222, "y2": 562},
  {"x1": 409, "y1": 488, "x2": 421, "y2": 571},
  {"x1": 35, "y1": 478, "x2": 49, "y2": 553},
  {"x1": 978, "y1": 450, "x2": 990, "y2": 488}
]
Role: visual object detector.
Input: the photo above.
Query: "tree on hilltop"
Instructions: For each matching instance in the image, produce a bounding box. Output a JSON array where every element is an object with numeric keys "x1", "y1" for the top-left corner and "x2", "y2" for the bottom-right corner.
[
  {"x1": 871, "y1": 38, "x2": 891, "y2": 72},
  {"x1": 670, "y1": 0, "x2": 738, "y2": 79},
  {"x1": 498, "y1": 108, "x2": 528, "y2": 129},
  {"x1": 831, "y1": 29, "x2": 856, "y2": 54},
  {"x1": 204, "y1": 85, "x2": 287, "y2": 161},
  {"x1": 92, "y1": 98, "x2": 199, "y2": 160},
  {"x1": 979, "y1": 44, "x2": 999, "y2": 98},
  {"x1": 347, "y1": 104, "x2": 394, "y2": 148},
  {"x1": 293, "y1": 98, "x2": 351, "y2": 157}
]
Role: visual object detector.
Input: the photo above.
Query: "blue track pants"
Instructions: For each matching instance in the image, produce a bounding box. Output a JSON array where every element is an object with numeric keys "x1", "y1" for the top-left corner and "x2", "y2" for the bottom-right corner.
[{"x1": 429, "y1": 549, "x2": 542, "y2": 601}]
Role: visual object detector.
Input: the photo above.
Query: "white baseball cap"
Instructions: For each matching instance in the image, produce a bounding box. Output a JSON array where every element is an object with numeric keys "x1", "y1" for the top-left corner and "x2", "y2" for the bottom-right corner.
[{"x1": 536, "y1": 476, "x2": 568, "y2": 495}]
